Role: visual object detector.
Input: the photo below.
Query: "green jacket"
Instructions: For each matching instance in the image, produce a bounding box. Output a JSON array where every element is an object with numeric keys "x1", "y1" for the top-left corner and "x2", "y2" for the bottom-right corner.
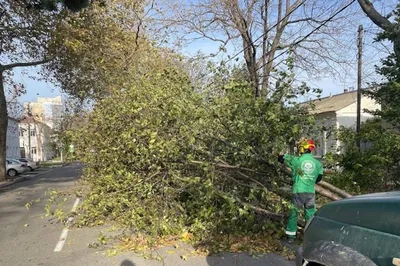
[{"x1": 284, "y1": 153, "x2": 323, "y2": 194}]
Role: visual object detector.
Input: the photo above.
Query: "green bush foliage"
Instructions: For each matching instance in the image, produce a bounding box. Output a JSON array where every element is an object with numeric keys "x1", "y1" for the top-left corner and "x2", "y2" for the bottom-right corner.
[
  {"x1": 70, "y1": 59, "x2": 317, "y2": 245},
  {"x1": 326, "y1": 119, "x2": 400, "y2": 193}
]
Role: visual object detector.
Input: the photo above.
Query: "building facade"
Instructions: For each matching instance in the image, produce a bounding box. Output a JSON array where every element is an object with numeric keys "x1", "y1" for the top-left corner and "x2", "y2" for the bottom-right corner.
[
  {"x1": 19, "y1": 117, "x2": 54, "y2": 162},
  {"x1": 7, "y1": 117, "x2": 20, "y2": 159},
  {"x1": 303, "y1": 90, "x2": 381, "y2": 158},
  {"x1": 24, "y1": 96, "x2": 63, "y2": 129}
]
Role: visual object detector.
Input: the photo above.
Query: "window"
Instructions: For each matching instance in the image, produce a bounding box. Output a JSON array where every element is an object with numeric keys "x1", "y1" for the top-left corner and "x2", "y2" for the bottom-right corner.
[
  {"x1": 30, "y1": 130, "x2": 36, "y2": 136},
  {"x1": 31, "y1": 147, "x2": 37, "y2": 155},
  {"x1": 19, "y1": 130, "x2": 24, "y2": 137}
]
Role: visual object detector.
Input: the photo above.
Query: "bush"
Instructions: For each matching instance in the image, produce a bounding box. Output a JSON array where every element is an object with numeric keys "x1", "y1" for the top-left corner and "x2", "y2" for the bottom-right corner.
[{"x1": 327, "y1": 118, "x2": 400, "y2": 193}]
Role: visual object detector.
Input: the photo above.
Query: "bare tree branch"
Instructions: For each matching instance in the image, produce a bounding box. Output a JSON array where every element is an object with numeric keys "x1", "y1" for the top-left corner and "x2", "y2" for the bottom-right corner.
[{"x1": 1, "y1": 58, "x2": 53, "y2": 71}]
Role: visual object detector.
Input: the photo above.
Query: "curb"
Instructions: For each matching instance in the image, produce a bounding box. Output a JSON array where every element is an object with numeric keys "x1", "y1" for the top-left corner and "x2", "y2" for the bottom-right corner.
[{"x1": 0, "y1": 167, "x2": 60, "y2": 190}]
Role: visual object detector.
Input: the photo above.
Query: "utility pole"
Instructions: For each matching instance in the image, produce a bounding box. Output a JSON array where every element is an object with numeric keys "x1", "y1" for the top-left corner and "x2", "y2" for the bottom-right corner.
[
  {"x1": 27, "y1": 103, "x2": 32, "y2": 160},
  {"x1": 28, "y1": 123, "x2": 31, "y2": 160},
  {"x1": 356, "y1": 25, "x2": 363, "y2": 150}
]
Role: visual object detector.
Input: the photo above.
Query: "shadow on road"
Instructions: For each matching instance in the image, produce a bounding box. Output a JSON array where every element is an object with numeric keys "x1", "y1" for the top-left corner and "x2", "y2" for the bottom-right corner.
[
  {"x1": 120, "y1": 260, "x2": 136, "y2": 266},
  {"x1": 205, "y1": 252, "x2": 295, "y2": 266},
  {"x1": 0, "y1": 164, "x2": 83, "y2": 224},
  {"x1": 0, "y1": 165, "x2": 82, "y2": 194}
]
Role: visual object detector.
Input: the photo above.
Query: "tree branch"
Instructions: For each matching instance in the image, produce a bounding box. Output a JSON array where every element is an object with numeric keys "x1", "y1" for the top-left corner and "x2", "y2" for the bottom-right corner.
[
  {"x1": 233, "y1": 196, "x2": 285, "y2": 221},
  {"x1": 318, "y1": 180, "x2": 352, "y2": 198},
  {"x1": 357, "y1": 0, "x2": 393, "y2": 31},
  {"x1": 287, "y1": 17, "x2": 326, "y2": 25},
  {"x1": 1, "y1": 58, "x2": 54, "y2": 71}
]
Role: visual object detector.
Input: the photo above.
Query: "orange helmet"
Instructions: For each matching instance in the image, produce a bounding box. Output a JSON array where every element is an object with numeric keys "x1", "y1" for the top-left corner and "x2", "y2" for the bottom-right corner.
[{"x1": 298, "y1": 138, "x2": 316, "y2": 154}]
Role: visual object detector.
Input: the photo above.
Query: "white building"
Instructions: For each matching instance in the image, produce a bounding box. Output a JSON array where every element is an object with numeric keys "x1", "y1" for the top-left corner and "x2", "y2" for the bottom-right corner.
[
  {"x1": 19, "y1": 117, "x2": 54, "y2": 162},
  {"x1": 304, "y1": 90, "x2": 381, "y2": 157},
  {"x1": 7, "y1": 117, "x2": 20, "y2": 159}
]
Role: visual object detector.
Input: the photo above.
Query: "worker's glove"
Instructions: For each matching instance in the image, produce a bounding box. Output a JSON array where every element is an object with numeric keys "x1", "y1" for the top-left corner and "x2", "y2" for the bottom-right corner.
[
  {"x1": 315, "y1": 174, "x2": 323, "y2": 184},
  {"x1": 278, "y1": 155, "x2": 285, "y2": 164}
]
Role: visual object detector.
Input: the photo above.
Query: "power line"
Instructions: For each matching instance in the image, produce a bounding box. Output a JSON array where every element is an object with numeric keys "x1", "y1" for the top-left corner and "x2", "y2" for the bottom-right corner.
[
  {"x1": 224, "y1": 0, "x2": 307, "y2": 65},
  {"x1": 256, "y1": 0, "x2": 356, "y2": 73}
]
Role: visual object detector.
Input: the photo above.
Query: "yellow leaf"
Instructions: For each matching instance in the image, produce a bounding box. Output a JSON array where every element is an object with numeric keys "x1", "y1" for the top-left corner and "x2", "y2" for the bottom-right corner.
[
  {"x1": 181, "y1": 231, "x2": 193, "y2": 242},
  {"x1": 167, "y1": 250, "x2": 175, "y2": 254}
]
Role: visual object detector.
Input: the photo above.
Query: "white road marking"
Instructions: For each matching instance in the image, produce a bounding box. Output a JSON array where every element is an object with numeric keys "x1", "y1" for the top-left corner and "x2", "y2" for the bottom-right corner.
[
  {"x1": 71, "y1": 198, "x2": 80, "y2": 213},
  {"x1": 54, "y1": 198, "x2": 81, "y2": 252},
  {"x1": 54, "y1": 228, "x2": 69, "y2": 252}
]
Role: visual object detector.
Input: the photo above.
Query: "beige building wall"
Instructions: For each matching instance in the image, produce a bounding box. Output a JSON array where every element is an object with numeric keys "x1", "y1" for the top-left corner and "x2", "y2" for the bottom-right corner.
[{"x1": 24, "y1": 96, "x2": 63, "y2": 129}]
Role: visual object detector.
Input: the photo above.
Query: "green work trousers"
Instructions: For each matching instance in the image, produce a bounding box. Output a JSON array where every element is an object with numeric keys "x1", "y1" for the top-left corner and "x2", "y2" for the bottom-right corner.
[{"x1": 286, "y1": 193, "x2": 316, "y2": 239}]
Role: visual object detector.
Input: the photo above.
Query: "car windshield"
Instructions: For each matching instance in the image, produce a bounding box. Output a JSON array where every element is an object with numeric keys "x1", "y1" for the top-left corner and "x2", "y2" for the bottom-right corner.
[{"x1": 8, "y1": 159, "x2": 21, "y2": 164}]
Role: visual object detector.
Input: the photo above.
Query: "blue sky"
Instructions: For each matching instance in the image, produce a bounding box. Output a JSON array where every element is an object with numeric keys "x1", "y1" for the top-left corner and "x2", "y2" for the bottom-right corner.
[
  {"x1": 13, "y1": 0, "x2": 396, "y2": 104},
  {"x1": 12, "y1": 67, "x2": 61, "y2": 103}
]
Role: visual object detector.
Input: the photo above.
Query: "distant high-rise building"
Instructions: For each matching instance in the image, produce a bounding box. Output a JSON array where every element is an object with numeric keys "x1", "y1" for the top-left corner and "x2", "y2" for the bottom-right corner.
[{"x1": 24, "y1": 96, "x2": 63, "y2": 129}]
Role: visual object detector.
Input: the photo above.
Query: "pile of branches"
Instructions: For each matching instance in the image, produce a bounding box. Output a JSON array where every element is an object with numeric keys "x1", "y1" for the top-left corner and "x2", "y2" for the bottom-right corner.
[{"x1": 204, "y1": 160, "x2": 352, "y2": 223}]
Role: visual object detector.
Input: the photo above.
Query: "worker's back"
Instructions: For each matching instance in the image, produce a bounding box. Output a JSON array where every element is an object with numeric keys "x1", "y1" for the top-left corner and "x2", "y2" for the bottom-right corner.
[{"x1": 292, "y1": 153, "x2": 323, "y2": 193}]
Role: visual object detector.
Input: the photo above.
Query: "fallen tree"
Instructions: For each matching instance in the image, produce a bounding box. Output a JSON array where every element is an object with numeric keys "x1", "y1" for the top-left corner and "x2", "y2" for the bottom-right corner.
[
  {"x1": 318, "y1": 180, "x2": 352, "y2": 199},
  {"x1": 68, "y1": 58, "x2": 356, "y2": 248},
  {"x1": 195, "y1": 159, "x2": 351, "y2": 225}
]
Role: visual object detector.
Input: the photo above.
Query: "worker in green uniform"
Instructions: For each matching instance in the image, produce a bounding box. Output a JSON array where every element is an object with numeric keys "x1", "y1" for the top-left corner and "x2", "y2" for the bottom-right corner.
[{"x1": 278, "y1": 138, "x2": 323, "y2": 242}]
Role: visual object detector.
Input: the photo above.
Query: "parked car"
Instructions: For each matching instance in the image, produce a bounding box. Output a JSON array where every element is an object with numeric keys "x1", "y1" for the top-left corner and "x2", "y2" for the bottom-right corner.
[
  {"x1": 15, "y1": 158, "x2": 39, "y2": 171},
  {"x1": 6, "y1": 159, "x2": 29, "y2": 177},
  {"x1": 296, "y1": 191, "x2": 400, "y2": 266}
]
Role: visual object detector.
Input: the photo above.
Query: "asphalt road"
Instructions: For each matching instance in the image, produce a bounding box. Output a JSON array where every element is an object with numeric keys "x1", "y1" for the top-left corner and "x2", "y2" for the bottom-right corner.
[{"x1": 0, "y1": 164, "x2": 295, "y2": 266}]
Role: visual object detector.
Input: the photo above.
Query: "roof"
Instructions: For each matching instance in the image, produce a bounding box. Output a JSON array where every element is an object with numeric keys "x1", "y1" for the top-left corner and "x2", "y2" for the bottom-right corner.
[
  {"x1": 19, "y1": 116, "x2": 48, "y2": 127},
  {"x1": 302, "y1": 90, "x2": 358, "y2": 114}
]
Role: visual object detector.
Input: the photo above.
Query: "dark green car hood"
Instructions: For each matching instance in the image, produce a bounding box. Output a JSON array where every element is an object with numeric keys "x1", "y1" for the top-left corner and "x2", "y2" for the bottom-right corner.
[{"x1": 316, "y1": 191, "x2": 400, "y2": 236}]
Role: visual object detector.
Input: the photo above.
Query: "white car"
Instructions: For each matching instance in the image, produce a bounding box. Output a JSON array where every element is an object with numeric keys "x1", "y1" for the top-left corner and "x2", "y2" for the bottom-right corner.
[
  {"x1": 16, "y1": 158, "x2": 39, "y2": 171},
  {"x1": 6, "y1": 159, "x2": 29, "y2": 177}
]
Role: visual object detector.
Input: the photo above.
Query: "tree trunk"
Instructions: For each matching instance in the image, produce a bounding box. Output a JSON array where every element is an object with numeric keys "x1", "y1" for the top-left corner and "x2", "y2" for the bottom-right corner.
[
  {"x1": 261, "y1": 0, "x2": 270, "y2": 94},
  {"x1": 315, "y1": 184, "x2": 342, "y2": 201},
  {"x1": 0, "y1": 71, "x2": 8, "y2": 181},
  {"x1": 357, "y1": 0, "x2": 392, "y2": 31},
  {"x1": 225, "y1": 0, "x2": 260, "y2": 97},
  {"x1": 318, "y1": 180, "x2": 352, "y2": 198}
]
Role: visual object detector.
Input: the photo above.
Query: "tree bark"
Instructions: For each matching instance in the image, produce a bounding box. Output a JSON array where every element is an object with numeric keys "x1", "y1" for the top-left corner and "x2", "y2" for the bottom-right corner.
[
  {"x1": 0, "y1": 59, "x2": 52, "y2": 181},
  {"x1": 356, "y1": 0, "x2": 400, "y2": 60},
  {"x1": 315, "y1": 184, "x2": 342, "y2": 201},
  {"x1": 0, "y1": 71, "x2": 8, "y2": 181},
  {"x1": 356, "y1": 0, "x2": 392, "y2": 31},
  {"x1": 261, "y1": 0, "x2": 303, "y2": 97},
  {"x1": 318, "y1": 180, "x2": 352, "y2": 198},
  {"x1": 261, "y1": 0, "x2": 270, "y2": 94}
]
